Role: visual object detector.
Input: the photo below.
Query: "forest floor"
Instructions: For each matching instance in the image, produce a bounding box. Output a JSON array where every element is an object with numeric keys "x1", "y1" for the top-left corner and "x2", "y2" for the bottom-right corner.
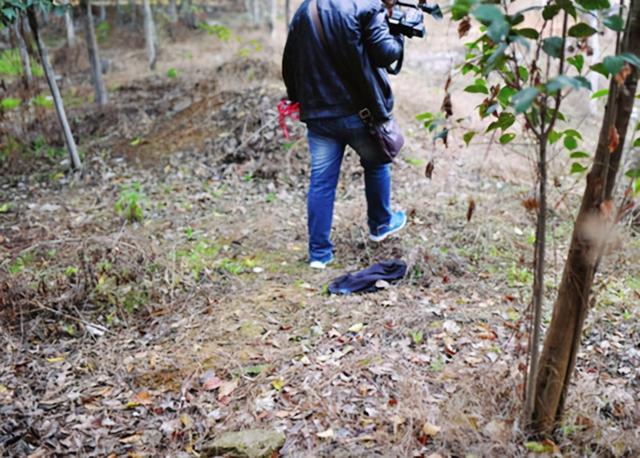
[{"x1": 1, "y1": 13, "x2": 640, "y2": 458}]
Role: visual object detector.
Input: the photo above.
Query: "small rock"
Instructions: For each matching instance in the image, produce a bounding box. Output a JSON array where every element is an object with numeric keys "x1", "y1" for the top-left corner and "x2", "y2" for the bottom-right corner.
[
  {"x1": 172, "y1": 99, "x2": 192, "y2": 113},
  {"x1": 201, "y1": 429, "x2": 285, "y2": 458}
]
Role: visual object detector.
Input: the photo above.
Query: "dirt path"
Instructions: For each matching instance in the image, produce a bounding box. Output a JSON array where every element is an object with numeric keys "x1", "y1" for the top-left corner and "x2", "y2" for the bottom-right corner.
[{"x1": 1, "y1": 20, "x2": 639, "y2": 458}]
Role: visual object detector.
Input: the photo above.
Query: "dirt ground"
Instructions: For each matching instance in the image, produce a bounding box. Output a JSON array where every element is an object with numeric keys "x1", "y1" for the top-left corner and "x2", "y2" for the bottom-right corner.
[{"x1": 1, "y1": 8, "x2": 639, "y2": 458}]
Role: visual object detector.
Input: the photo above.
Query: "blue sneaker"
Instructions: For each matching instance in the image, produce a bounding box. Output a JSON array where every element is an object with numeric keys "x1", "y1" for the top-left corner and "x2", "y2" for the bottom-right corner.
[
  {"x1": 309, "y1": 254, "x2": 334, "y2": 270},
  {"x1": 369, "y1": 210, "x2": 407, "y2": 242}
]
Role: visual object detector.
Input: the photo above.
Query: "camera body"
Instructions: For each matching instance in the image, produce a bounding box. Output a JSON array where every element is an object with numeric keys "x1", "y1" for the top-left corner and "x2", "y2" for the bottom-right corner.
[
  {"x1": 387, "y1": 8, "x2": 426, "y2": 38},
  {"x1": 386, "y1": 1, "x2": 443, "y2": 39}
]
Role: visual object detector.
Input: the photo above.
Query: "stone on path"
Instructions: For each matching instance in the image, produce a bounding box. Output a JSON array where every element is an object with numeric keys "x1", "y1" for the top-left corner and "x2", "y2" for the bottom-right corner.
[{"x1": 202, "y1": 429, "x2": 285, "y2": 458}]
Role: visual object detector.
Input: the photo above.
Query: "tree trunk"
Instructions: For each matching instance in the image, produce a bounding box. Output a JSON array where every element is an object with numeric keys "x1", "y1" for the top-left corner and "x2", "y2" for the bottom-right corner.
[
  {"x1": 167, "y1": 0, "x2": 178, "y2": 41},
  {"x1": 115, "y1": 0, "x2": 122, "y2": 27},
  {"x1": 128, "y1": 0, "x2": 137, "y2": 28},
  {"x1": 268, "y1": 0, "x2": 277, "y2": 39},
  {"x1": 285, "y1": 0, "x2": 291, "y2": 29},
  {"x1": 81, "y1": 0, "x2": 108, "y2": 106},
  {"x1": 168, "y1": 0, "x2": 178, "y2": 23},
  {"x1": 525, "y1": 133, "x2": 548, "y2": 421},
  {"x1": 12, "y1": 18, "x2": 33, "y2": 88},
  {"x1": 27, "y1": 7, "x2": 82, "y2": 171},
  {"x1": 98, "y1": 4, "x2": 106, "y2": 23},
  {"x1": 531, "y1": 0, "x2": 640, "y2": 436},
  {"x1": 64, "y1": 8, "x2": 76, "y2": 47},
  {"x1": 252, "y1": 0, "x2": 261, "y2": 26},
  {"x1": 143, "y1": 0, "x2": 157, "y2": 70}
]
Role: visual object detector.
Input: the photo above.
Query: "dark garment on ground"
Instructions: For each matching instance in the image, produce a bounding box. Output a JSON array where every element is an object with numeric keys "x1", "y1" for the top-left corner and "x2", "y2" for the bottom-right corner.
[
  {"x1": 282, "y1": 0, "x2": 403, "y2": 122},
  {"x1": 328, "y1": 260, "x2": 407, "y2": 295}
]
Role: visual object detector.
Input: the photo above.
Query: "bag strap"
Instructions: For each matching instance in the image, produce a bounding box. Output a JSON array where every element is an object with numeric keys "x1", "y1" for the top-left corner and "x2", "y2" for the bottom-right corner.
[{"x1": 309, "y1": 0, "x2": 374, "y2": 124}]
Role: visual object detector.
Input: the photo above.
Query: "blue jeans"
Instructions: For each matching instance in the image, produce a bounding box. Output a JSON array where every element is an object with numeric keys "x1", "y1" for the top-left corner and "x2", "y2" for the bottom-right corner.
[{"x1": 306, "y1": 113, "x2": 393, "y2": 262}]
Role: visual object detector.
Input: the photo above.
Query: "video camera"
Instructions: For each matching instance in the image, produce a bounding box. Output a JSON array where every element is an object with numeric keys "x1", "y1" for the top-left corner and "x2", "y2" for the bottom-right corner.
[{"x1": 387, "y1": 0, "x2": 443, "y2": 39}]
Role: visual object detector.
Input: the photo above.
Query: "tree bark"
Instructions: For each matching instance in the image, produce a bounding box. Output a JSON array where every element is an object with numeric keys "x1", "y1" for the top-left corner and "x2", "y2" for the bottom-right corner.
[
  {"x1": 81, "y1": 0, "x2": 108, "y2": 106},
  {"x1": 531, "y1": 0, "x2": 640, "y2": 436},
  {"x1": 268, "y1": 0, "x2": 277, "y2": 38},
  {"x1": 27, "y1": 7, "x2": 82, "y2": 171},
  {"x1": 128, "y1": 0, "x2": 137, "y2": 28},
  {"x1": 167, "y1": 0, "x2": 178, "y2": 41},
  {"x1": 12, "y1": 18, "x2": 33, "y2": 88},
  {"x1": 98, "y1": 4, "x2": 106, "y2": 23},
  {"x1": 285, "y1": 0, "x2": 291, "y2": 29},
  {"x1": 64, "y1": 8, "x2": 76, "y2": 47},
  {"x1": 143, "y1": 0, "x2": 157, "y2": 70},
  {"x1": 168, "y1": 0, "x2": 178, "y2": 23}
]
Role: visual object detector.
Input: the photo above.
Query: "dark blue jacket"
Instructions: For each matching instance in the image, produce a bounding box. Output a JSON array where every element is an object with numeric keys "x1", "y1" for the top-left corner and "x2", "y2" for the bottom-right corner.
[{"x1": 282, "y1": 0, "x2": 403, "y2": 122}]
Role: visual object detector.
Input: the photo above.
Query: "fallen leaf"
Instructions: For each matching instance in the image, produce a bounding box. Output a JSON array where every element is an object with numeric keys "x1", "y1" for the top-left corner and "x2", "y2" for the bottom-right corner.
[
  {"x1": 477, "y1": 331, "x2": 498, "y2": 340},
  {"x1": 119, "y1": 434, "x2": 142, "y2": 444},
  {"x1": 443, "y1": 320, "x2": 461, "y2": 335},
  {"x1": 348, "y1": 323, "x2": 365, "y2": 333},
  {"x1": 131, "y1": 391, "x2": 153, "y2": 406},
  {"x1": 575, "y1": 414, "x2": 594, "y2": 429},
  {"x1": 180, "y1": 413, "x2": 194, "y2": 429},
  {"x1": 524, "y1": 439, "x2": 558, "y2": 453},
  {"x1": 422, "y1": 422, "x2": 441, "y2": 436},
  {"x1": 608, "y1": 126, "x2": 620, "y2": 153},
  {"x1": 317, "y1": 428, "x2": 334, "y2": 439},
  {"x1": 271, "y1": 378, "x2": 285, "y2": 391},
  {"x1": 46, "y1": 356, "x2": 65, "y2": 363},
  {"x1": 217, "y1": 380, "x2": 238, "y2": 400},
  {"x1": 202, "y1": 371, "x2": 222, "y2": 391}
]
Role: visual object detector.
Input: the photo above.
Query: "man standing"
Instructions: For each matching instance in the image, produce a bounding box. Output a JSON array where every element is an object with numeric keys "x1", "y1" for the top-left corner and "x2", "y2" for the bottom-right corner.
[{"x1": 283, "y1": 0, "x2": 406, "y2": 269}]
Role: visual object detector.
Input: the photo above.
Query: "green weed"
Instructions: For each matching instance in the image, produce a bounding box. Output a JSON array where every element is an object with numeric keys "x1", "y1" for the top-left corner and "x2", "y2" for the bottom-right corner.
[
  {"x1": 32, "y1": 93, "x2": 53, "y2": 109},
  {"x1": 507, "y1": 264, "x2": 533, "y2": 287},
  {"x1": 198, "y1": 22, "x2": 232, "y2": 41},
  {"x1": 96, "y1": 21, "x2": 110, "y2": 43},
  {"x1": 410, "y1": 330, "x2": 424, "y2": 345},
  {"x1": 9, "y1": 253, "x2": 36, "y2": 275},
  {"x1": 1, "y1": 97, "x2": 21, "y2": 110},
  {"x1": 0, "y1": 48, "x2": 43, "y2": 78},
  {"x1": 115, "y1": 182, "x2": 146, "y2": 223},
  {"x1": 176, "y1": 241, "x2": 220, "y2": 278}
]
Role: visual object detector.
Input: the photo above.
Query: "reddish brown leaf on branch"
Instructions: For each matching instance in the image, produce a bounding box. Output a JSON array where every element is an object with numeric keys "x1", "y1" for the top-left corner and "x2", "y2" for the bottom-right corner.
[
  {"x1": 441, "y1": 93, "x2": 453, "y2": 118},
  {"x1": 425, "y1": 160, "x2": 435, "y2": 179},
  {"x1": 615, "y1": 63, "x2": 632, "y2": 86},
  {"x1": 608, "y1": 126, "x2": 620, "y2": 153},
  {"x1": 466, "y1": 198, "x2": 476, "y2": 222},
  {"x1": 443, "y1": 75, "x2": 452, "y2": 92},
  {"x1": 522, "y1": 197, "x2": 539, "y2": 212},
  {"x1": 600, "y1": 199, "x2": 615, "y2": 219},
  {"x1": 458, "y1": 16, "x2": 471, "y2": 38}
]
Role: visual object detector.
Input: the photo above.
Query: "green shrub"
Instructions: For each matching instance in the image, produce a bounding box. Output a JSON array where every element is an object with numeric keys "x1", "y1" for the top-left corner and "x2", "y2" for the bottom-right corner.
[
  {"x1": 0, "y1": 49, "x2": 43, "y2": 78},
  {"x1": 1, "y1": 97, "x2": 21, "y2": 110},
  {"x1": 115, "y1": 182, "x2": 146, "y2": 223}
]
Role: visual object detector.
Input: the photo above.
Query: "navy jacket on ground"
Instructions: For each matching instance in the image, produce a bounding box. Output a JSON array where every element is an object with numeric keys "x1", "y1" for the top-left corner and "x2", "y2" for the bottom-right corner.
[{"x1": 282, "y1": 0, "x2": 403, "y2": 122}]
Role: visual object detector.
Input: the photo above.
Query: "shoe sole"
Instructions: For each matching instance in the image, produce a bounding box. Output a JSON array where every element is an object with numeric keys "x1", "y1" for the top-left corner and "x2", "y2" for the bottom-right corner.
[
  {"x1": 309, "y1": 257, "x2": 334, "y2": 269},
  {"x1": 369, "y1": 217, "x2": 407, "y2": 242}
]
